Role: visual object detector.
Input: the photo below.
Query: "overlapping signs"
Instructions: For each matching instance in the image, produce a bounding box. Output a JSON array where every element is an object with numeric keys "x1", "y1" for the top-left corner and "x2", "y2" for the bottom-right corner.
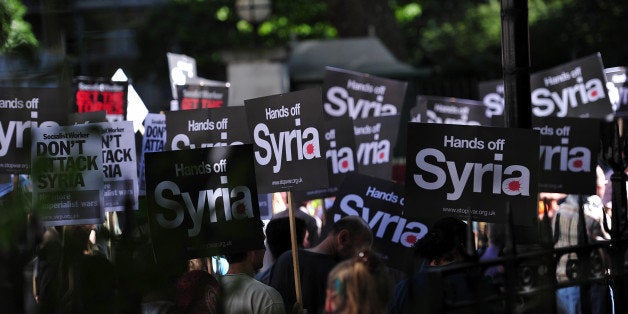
[
  {"x1": 31, "y1": 124, "x2": 104, "y2": 226},
  {"x1": 101, "y1": 121, "x2": 138, "y2": 211},
  {"x1": 534, "y1": 117, "x2": 600, "y2": 194},
  {"x1": 327, "y1": 173, "x2": 428, "y2": 270},
  {"x1": 145, "y1": 145, "x2": 265, "y2": 262},
  {"x1": 166, "y1": 107, "x2": 249, "y2": 151},
  {"x1": 177, "y1": 83, "x2": 229, "y2": 110},
  {"x1": 0, "y1": 87, "x2": 68, "y2": 174},
  {"x1": 245, "y1": 88, "x2": 328, "y2": 193},
  {"x1": 478, "y1": 80, "x2": 505, "y2": 127},
  {"x1": 405, "y1": 123, "x2": 539, "y2": 225},
  {"x1": 74, "y1": 77, "x2": 128, "y2": 123},
  {"x1": 322, "y1": 67, "x2": 405, "y2": 180},
  {"x1": 411, "y1": 96, "x2": 492, "y2": 126}
]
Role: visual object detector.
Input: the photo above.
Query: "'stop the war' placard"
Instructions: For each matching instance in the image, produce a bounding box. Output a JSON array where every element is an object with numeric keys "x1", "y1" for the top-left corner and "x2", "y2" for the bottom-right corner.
[
  {"x1": 405, "y1": 123, "x2": 539, "y2": 225},
  {"x1": 244, "y1": 88, "x2": 329, "y2": 193}
]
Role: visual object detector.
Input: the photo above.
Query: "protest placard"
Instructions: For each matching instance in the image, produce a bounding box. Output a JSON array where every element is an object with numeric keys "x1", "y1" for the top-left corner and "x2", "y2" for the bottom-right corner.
[
  {"x1": 478, "y1": 79, "x2": 505, "y2": 127},
  {"x1": 31, "y1": 124, "x2": 104, "y2": 226},
  {"x1": 139, "y1": 113, "x2": 166, "y2": 196},
  {"x1": 0, "y1": 87, "x2": 68, "y2": 174},
  {"x1": 145, "y1": 145, "x2": 265, "y2": 262},
  {"x1": 99, "y1": 121, "x2": 138, "y2": 211},
  {"x1": 605, "y1": 67, "x2": 627, "y2": 116},
  {"x1": 321, "y1": 117, "x2": 357, "y2": 187},
  {"x1": 533, "y1": 117, "x2": 600, "y2": 194},
  {"x1": 326, "y1": 173, "x2": 429, "y2": 270},
  {"x1": 177, "y1": 83, "x2": 229, "y2": 110},
  {"x1": 322, "y1": 67, "x2": 407, "y2": 120},
  {"x1": 68, "y1": 111, "x2": 107, "y2": 124},
  {"x1": 244, "y1": 88, "x2": 329, "y2": 193},
  {"x1": 354, "y1": 115, "x2": 400, "y2": 180},
  {"x1": 530, "y1": 53, "x2": 612, "y2": 119},
  {"x1": 74, "y1": 77, "x2": 128, "y2": 123},
  {"x1": 405, "y1": 123, "x2": 539, "y2": 225},
  {"x1": 166, "y1": 107, "x2": 249, "y2": 151},
  {"x1": 167, "y1": 52, "x2": 197, "y2": 100},
  {"x1": 412, "y1": 96, "x2": 492, "y2": 126}
]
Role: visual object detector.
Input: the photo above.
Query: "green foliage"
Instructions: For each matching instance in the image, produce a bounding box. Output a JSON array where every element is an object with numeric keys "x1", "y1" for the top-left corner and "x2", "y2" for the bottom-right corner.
[{"x1": 0, "y1": 0, "x2": 38, "y2": 54}]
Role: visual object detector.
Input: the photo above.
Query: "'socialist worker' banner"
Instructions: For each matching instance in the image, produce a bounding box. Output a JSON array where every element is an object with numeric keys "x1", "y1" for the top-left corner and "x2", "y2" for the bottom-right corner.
[
  {"x1": 322, "y1": 67, "x2": 407, "y2": 120},
  {"x1": 74, "y1": 77, "x2": 128, "y2": 123},
  {"x1": 354, "y1": 115, "x2": 399, "y2": 180},
  {"x1": 145, "y1": 145, "x2": 265, "y2": 263},
  {"x1": 139, "y1": 113, "x2": 166, "y2": 196},
  {"x1": 100, "y1": 121, "x2": 139, "y2": 211},
  {"x1": 412, "y1": 96, "x2": 492, "y2": 126},
  {"x1": 0, "y1": 87, "x2": 68, "y2": 174},
  {"x1": 166, "y1": 107, "x2": 249, "y2": 151},
  {"x1": 326, "y1": 173, "x2": 428, "y2": 270},
  {"x1": 405, "y1": 123, "x2": 540, "y2": 225},
  {"x1": 530, "y1": 53, "x2": 611, "y2": 119},
  {"x1": 31, "y1": 124, "x2": 104, "y2": 226},
  {"x1": 244, "y1": 88, "x2": 329, "y2": 193},
  {"x1": 533, "y1": 117, "x2": 600, "y2": 195},
  {"x1": 177, "y1": 84, "x2": 229, "y2": 110}
]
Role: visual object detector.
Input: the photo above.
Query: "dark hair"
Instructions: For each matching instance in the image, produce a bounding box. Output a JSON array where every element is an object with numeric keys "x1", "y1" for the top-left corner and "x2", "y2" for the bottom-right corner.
[
  {"x1": 175, "y1": 270, "x2": 221, "y2": 314},
  {"x1": 413, "y1": 217, "x2": 469, "y2": 263},
  {"x1": 266, "y1": 217, "x2": 306, "y2": 259},
  {"x1": 332, "y1": 216, "x2": 373, "y2": 244},
  {"x1": 224, "y1": 252, "x2": 247, "y2": 264}
]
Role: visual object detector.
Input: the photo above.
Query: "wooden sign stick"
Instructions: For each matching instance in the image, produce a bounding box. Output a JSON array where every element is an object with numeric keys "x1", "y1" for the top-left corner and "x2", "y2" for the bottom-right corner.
[{"x1": 288, "y1": 191, "x2": 304, "y2": 312}]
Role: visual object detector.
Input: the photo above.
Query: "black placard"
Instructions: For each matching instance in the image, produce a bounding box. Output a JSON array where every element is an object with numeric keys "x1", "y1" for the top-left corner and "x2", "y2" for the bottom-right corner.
[
  {"x1": 177, "y1": 84, "x2": 229, "y2": 110},
  {"x1": 412, "y1": 96, "x2": 492, "y2": 126},
  {"x1": 533, "y1": 117, "x2": 600, "y2": 194},
  {"x1": 326, "y1": 173, "x2": 429, "y2": 270},
  {"x1": 145, "y1": 145, "x2": 265, "y2": 263},
  {"x1": 74, "y1": 77, "x2": 128, "y2": 123},
  {"x1": 244, "y1": 88, "x2": 329, "y2": 193},
  {"x1": 405, "y1": 123, "x2": 539, "y2": 225},
  {"x1": 322, "y1": 67, "x2": 407, "y2": 120},
  {"x1": 354, "y1": 115, "x2": 400, "y2": 180},
  {"x1": 321, "y1": 117, "x2": 357, "y2": 187},
  {"x1": 0, "y1": 87, "x2": 68, "y2": 174},
  {"x1": 166, "y1": 107, "x2": 250, "y2": 151},
  {"x1": 478, "y1": 79, "x2": 505, "y2": 127},
  {"x1": 530, "y1": 53, "x2": 612, "y2": 119}
]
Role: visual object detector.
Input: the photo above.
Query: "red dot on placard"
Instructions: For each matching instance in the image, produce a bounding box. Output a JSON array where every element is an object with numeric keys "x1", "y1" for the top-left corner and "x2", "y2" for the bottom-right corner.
[
  {"x1": 306, "y1": 144, "x2": 315, "y2": 155},
  {"x1": 508, "y1": 181, "x2": 521, "y2": 192},
  {"x1": 379, "y1": 152, "x2": 385, "y2": 160},
  {"x1": 572, "y1": 160, "x2": 583, "y2": 169},
  {"x1": 591, "y1": 91, "x2": 598, "y2": 97},
  {"x1": 341, "y1": 160, "x2": 349, "y2": 169},
  {"x1": 406, "y1": 235, "x2": 418, "y2": 244}
]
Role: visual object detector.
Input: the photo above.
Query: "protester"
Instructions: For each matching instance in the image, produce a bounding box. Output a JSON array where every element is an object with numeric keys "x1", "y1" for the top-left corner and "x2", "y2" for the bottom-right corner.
[
  {"x1": 219, "y1": 249, "x2": 285, "y2": 313},
  {"x1": 269, "y1": 215, "x2": 373, "y2": 314},
  {"x1": 174, "y1": 270, "x2": 221, "y2": 314},
  {"x1": 389, "y1": 217, "x2": 493, "y2": 314},
  {"x1": 255, "y1": 217, "x2": 306, "y2": 284},
  {"x1": 273, "y1": 201, "x2": 320, "y2": 248},
  {"x1": 324, "y1": 249, "x2": 390, "y2": 314}
]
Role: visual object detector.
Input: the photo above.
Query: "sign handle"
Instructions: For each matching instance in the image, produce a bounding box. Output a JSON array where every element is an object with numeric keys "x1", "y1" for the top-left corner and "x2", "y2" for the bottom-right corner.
[{"x1": 288, "y1": 191, "x2": 304, "y2": 313}]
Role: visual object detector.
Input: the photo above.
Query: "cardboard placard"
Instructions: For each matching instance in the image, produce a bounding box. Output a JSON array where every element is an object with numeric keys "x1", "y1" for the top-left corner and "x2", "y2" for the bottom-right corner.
[
  {"x1": 31, "y1": 124, "x2": 104, "y2": 226},
  {"x1": 74, "y1": 77, "x2": 128, "y2": 123},
  {"x1": 405, "y1": 123, "x2": 539, "y2": 225},
  {"x1": 166, "y1": 107, "x2": 249, "y2": 151},
  {"x1": 0, "y1": 87, "x2": 68, "y2": 174},
  {"x1": 533, "y1": 117, "x2": 600, "y2": 194},
  {"x1": 605, "y1": 67, "x2": 627, "y2": 116},
  {"x1": 326, "y1": 173, "x2": 429, "y2": 270},
  {"x1": 478, "y1": 79, "x2": 505, "y2": 127},
  {"x1": 412, "y1": 96, "x2": 492, "y2": 126},
  {"x1": 530, "y1": 53, "x2": 612, "y2": 119},
  {"x1": 321, "y1": 117, "x2": 357, "y2": 187},
  {"x1": 167, "y1": 52, "x2": 197, "y2": 100},
  {"x1": 354, "y1": 115, "x2": 400, "y2": 180},
  {"x1": 68, "y1": 111, "x2": 107, "y2": 124},
  {"x1": 139, "y1": 113, "x2": 166, "y2": 196},
  {"x1": 322, "y1": 67, "x2": 407, "y2": 120},
  {"x1": 145, "y1": 145, "x2": 265, "y2": 262},
  {"x1": 177, "y1": 84, "x2": 229, "y2": 110},
  {"x1": 100, "y1": 121, "x2": 138, "y2": 211},
  {"x1": 244, "y1": 88, "x2": 329, "y2": 193}
]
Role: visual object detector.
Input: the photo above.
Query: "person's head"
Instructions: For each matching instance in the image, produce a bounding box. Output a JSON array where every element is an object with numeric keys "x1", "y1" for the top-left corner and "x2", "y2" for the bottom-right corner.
[
  {"x1": 175, "y1": 270, "x2": 221, "y2": 314},
  {"x1": 224, "y1": 248, "x2": 265, "y2": 274},
  {"x1": 62, "y1": 225, "x2": 93, "y2": 256},
  {"x1": 596, "y1": 165, "x2": 608, "y2": 199},
  {"x1": 413, "y1": 217, "x2": 471, "y2": 266},
  {"x1": 329, "y1": 216, "x2": 373, "y2": 260},
  {"x1": 266, "y1": 217, "x2": 306, "y2": 260},
  {"x1": 324, "y1": 250, "x2": 390, "y2": 314}
]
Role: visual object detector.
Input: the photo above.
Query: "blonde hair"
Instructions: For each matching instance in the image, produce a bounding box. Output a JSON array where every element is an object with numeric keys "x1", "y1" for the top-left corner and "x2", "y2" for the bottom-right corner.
[{"x1": 326, "y1": 250, "x2": 390, "y2": 314}]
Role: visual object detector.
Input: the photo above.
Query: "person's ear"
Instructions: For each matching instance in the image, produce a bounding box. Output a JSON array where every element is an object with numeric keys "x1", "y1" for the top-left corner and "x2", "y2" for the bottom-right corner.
[{"x1": 336, "y1": 229, "x2": 350, "y2": 247}]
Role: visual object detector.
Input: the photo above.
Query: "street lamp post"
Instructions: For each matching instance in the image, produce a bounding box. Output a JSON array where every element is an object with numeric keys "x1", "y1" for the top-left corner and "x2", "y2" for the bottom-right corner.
[{"x1": 235, "y1": 0, "x2": 272, "y2": 47}]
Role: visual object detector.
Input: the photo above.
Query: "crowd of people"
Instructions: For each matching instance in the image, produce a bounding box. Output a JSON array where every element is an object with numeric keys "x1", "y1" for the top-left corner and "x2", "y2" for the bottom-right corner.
[{"x1": 0, "y1": 168, "x2": 620, "y2": 314}]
